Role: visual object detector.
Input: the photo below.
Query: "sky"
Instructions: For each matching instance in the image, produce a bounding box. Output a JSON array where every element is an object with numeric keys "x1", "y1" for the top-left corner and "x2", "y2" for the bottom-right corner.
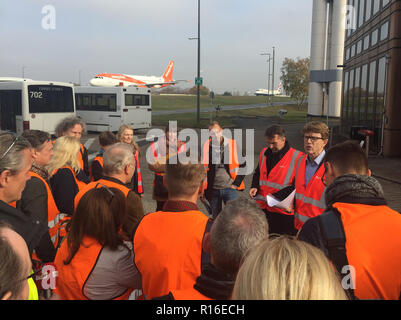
[{"x1": 0, "y1": 0, "x2": 313, "y2": 94}]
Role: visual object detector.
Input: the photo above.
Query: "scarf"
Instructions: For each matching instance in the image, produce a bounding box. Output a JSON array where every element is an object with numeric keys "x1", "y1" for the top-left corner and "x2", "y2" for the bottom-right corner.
[
  {"x1": 325, "y1": 174, "x2": 387, "y2": 208},
  {"x1": 30, "y1": 163, "x2": 50, "y2": 180}
]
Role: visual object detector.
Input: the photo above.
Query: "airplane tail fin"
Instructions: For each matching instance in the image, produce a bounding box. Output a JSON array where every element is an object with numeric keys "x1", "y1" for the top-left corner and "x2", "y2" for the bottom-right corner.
[{"x1": 162, "y1": 61, "x2": 174, "y2": 82}]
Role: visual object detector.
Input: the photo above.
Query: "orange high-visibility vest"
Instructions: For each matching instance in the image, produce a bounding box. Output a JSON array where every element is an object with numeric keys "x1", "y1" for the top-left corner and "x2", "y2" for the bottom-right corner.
[
  {"x1": 77, "y1": 144, "x2": 85, "y2": 172},
  {"x1": 90, "y1": 155, "x2": 104, "y2": 182},
  {"x1": 150, "y1": 141, "x2": 186, "y2": 177},
  {"x1": 54, "y1": 236, "x2": 132, "y2": 300},
  {"x1": 255, "y1": 147, "x2": 302, "y2": 214},
  {"x1": 74, "y1": 178, "x2": 130, "y2": 209},
  {"x1": 202, "y1": 138, "x2": 245, "y2": 191},
  {"x1": 29, "y1": 172, "x2": 69, "y2": 247},
  {"x1": 332, "y1": 202, "x2": 401, "y2": 300},
  {"x1": 294, "y1": 155, "x2": 326, "y2": 230},
  {"x1": 170, "y1": 288, "x2": 213, "y2": 300},
  {"x1": 133, "y1": 210, "x2": 208, "y2": 299}
]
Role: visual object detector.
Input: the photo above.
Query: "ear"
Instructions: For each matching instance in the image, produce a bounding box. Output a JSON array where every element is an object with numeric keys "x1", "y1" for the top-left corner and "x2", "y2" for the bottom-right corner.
[
  {"x1": 325, "y1": 161, "x2": 337, "y2": 180},
  {"x1": 198, "y1": 180, "x2": 205, "y2": 196},
  {"x1": 0, "y1": 170, "x2": 11, "y2": 188},
  {"x1": 1, "y1": 291, "x2": 12, "y2": 300},
  {"x1": 323, "y1": 138, "x2": 329, "y2": 148},
  {"x1": 367, "y1": 169, "x2": 372, "y2": 177},
  {"x1": 202, "y1": 232, "x2": 211, "y2": 253},
  {"x1": 31, "y1": 149, "x2": 39, "y2": 162}
]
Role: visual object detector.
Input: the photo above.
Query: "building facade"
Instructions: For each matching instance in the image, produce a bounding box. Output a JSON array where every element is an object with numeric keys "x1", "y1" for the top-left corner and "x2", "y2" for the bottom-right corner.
[{"x1": 342, "y1": 0, "x2": 401, "y2": 156}]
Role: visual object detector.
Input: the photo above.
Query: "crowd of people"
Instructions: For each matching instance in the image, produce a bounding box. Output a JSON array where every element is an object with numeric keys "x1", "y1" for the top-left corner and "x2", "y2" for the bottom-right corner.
[{"x1": 0, "y1": 116, "x2": 400, "y2": 301}]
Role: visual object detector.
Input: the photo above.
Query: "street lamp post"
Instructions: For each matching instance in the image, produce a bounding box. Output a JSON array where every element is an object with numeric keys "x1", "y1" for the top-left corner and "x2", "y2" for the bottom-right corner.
[
  {"x1": 189, "y1": 0, "x2": 201, "y2": 124},
  {"x1": 260, "y1": 53, "x2": 271, "y2": 106}
]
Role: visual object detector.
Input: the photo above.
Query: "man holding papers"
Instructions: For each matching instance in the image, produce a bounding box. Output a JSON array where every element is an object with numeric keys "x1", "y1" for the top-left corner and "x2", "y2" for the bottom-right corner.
[{"x1": 250, "y1": 125, "x2": 303, "y2": 235}]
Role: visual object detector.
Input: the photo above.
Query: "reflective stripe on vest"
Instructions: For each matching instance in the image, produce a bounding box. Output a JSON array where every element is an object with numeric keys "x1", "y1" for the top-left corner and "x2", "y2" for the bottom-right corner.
[
  {"x1": 134, "y1": 152, "x2": 143, "y2": 193},
  {"x1": 54, "y1": 236, "x2": 132, "y2": 300},
  {"x1": 256, "y1": 147, "x2": 301, "y2": 213},
  {"x1": 294, "y1": 155, "x2": 326, "y2": 230},
  {"x1": 202, "y1": 138, "x2": 245, "y2": 191}
]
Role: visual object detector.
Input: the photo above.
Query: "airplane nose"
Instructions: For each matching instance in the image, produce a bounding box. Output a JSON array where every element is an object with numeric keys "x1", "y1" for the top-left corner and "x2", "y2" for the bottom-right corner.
[{"x1": 89, "y1": 79, "x2": 97, "y2": 86}]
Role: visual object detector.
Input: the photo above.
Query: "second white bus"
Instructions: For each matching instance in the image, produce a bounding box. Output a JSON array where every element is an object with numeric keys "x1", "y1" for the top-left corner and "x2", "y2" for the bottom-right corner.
[{"x1": 75, "y1": 86, "x2": 152, "y2": 132}]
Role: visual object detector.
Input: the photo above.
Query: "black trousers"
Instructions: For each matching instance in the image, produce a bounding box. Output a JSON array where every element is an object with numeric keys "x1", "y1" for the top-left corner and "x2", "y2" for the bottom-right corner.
[{"x1": 264, "y1": 209, "x2": 297, "y2": 236}]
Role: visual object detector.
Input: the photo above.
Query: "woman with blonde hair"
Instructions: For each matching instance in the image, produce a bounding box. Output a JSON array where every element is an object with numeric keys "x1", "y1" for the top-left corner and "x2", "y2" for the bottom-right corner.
[
  {"x1": 232, "y1": 236, "x2": 348, "y2": 300},
  {"x1": 48, "y1": 136, "x2": 89, "y2": 216},
  {"x1": 117, "y1": 124, "x2": 143, "y2": 197}
]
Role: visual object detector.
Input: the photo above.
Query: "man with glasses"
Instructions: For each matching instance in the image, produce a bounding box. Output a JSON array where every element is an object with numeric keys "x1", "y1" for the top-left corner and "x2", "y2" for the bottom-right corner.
[{"x1": 292, "y1": 121, "x2": 329, "y2": 231}]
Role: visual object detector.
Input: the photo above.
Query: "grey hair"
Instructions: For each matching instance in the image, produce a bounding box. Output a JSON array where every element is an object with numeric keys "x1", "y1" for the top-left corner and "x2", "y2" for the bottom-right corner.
[
  {"x1": 210, "y1": 198, "x2": 269, "y2": 275},
  {"x1": 103, "y1": 143, "x2": 135, "y2": 175},
  {"x1": 54, "y1": 116, "x2": 87, "y2": 138},
  {"x1": 0, "y1": 133, "x2": 31, "y2": 174}
]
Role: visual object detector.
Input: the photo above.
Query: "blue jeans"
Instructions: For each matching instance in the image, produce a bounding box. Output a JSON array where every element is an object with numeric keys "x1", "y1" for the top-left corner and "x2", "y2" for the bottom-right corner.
[{"x1": 209, "y1": 188, "x2": 238, "y2": 219}]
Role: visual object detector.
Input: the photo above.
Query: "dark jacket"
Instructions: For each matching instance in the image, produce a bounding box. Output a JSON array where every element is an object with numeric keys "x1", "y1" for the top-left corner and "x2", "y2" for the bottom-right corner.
[
  {"x1": 153, "y1": 263, "x2": 235, "y2": 300},
  {"x1": 16, "y1": 176, "x2": 56, "y2": 262},
  {"x1": 90, "y1": 154, "x2": 103, "y2": 182},
  {"x1": 0, "y1": 200, "x2": 46, "y2": 256},
  {"x1": 205, "y1": 138, "x2": 246, "y2": 201},
  {"x1": 81, "y1": 145, "x2": 90, "y2": 178},
  {"x1": 251, "y1": 141, "x2": 291, "y2": 190},
  {"x1": 50, "y1": 168, "x2": 89, "y2": 215}
]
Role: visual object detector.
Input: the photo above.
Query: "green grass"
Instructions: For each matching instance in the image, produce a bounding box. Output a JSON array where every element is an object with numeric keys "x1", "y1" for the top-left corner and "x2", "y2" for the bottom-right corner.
[
  {"x1": 152, "y1": 104, "x2": 309, "y2": 128},
  {"x1": 151, "y1": 95, "x2": 292, "y2": 110}
]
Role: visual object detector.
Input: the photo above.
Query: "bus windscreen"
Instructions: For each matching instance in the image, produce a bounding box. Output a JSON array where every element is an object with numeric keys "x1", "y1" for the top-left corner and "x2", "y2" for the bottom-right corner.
[{"x1": 28, "y1": 85, "x2": 74, "y2": 113}]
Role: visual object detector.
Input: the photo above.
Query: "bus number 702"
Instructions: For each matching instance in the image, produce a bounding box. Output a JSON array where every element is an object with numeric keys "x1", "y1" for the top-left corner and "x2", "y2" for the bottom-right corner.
[{"x1": 30, "y1": 91, "x2": 43, "y2": 99}]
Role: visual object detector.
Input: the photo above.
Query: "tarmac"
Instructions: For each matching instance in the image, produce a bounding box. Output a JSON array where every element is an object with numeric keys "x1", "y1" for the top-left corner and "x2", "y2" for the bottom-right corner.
[{"x1": 84, "y1": 115, "x2": 401, "y2": 214}]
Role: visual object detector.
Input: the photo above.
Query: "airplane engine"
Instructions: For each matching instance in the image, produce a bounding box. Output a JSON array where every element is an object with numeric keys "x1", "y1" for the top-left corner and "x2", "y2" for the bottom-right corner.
[{"x1": 153, "y1": 85, "x2": 162, "y2": 88}]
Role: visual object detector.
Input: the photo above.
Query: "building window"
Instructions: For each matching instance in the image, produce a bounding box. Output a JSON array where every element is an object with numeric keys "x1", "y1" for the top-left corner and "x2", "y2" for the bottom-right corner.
[
  {"x1": 365, "y1": 0, "x2": 372, "y2": 22},
  {"x1": 355, "y1": 0, "x2": 360, "y2": 31},
  {"x1": 351, "y1": 43, "x2": 356, "y2": 57},
  {"x1": 371, "y1": 29, "x2": 379, "y2": 46},
  {"x1": 373, "y1": 0, "x2": 380, "y2": 15},
  {"x1": 382, "y1": 0, "x2": 390, "y2": 8},
  {"x1": 346, "y1": 47, "x2": 351, "y2": 61},
  {"x1": 358, "y1": 0, "x2": 365, "y2": 28},
  {"x1": 359, "y1": 64, "x2": 368, "y2": 123},
  {"x1": 380, "y1": 21, "x2": 389, "y2": 41},
  {"x1": 345, "y1": 69, "x2": 355, "y2": 121},
  {"x1": 363, "y1": 34, "x2": 370, "y2": 51},
  {"x1": 357, "y1": 39, "x2": 363, "y2": 55},
  {"x1": 376, "y1": 57, "x2": 387, "y2": 129},
  {"x1": 353, "y1": 66, "x2": 361, "y2": 121},
  {"x1": 367, "y1": 60, "x2": 376, "y2": 121}
]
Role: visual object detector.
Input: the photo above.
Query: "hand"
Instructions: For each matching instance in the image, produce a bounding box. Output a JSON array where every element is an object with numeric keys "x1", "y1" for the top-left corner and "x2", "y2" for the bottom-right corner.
[
  {"x1": 282, "y1": 205, "x2": 294, "y2": 213},
  {"x1": 249, "y1": 188, "x2": 258, "y2": 198},
  {"x1": 231, "y1": 185, "x2": 237, "y2": 190},
  {"x1": 140, "y1": 194, "x2": 144, "y2": 198}
]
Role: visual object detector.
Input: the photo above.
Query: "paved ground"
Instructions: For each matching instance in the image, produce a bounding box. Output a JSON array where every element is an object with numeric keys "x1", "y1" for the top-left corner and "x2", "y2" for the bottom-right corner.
[{"x1": 82, "y1": 116, "x2": 401, "y2": 214}]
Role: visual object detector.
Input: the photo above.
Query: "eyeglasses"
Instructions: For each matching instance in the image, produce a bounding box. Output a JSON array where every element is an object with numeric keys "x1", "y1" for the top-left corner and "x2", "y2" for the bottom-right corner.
[
  {"x1": 0, "y1": 135, "x2": 21, "y2": 161},
  {"x1": 303, "y1": 136, "x2": 324, "y2": 142},
  {"x1": 95, "y1": 183, "x2": 115, "y2": 202}
]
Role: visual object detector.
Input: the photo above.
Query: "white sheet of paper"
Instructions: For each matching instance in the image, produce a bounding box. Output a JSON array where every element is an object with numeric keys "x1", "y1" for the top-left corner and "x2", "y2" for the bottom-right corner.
[{"x1": 266, "y1": 189, "x2": 296, "y2": 210}]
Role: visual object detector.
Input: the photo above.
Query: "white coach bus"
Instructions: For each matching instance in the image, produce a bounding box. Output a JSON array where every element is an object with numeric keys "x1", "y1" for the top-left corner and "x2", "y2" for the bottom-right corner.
[
  {"x1": 0, "y1": 78, "x2": 75, "y2": 135},
  {"x1": 74, "y1": 86, "x2": 152, "y2": 132}
]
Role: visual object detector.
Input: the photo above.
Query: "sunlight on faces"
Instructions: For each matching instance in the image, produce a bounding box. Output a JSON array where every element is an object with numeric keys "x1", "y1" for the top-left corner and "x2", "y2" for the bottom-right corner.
[
  {"x1": 303, "y1": 132, "x2": 328, "y2": 160},
  {"x1": 266, "y1": 134, "x2": 286, "y2": 153},
  {"x1": 4, "y1": 149, "x2": 32, "y2": 203},
  {"x1": 64, "y1": 124, "x2": 83, "y2": 140},
  {"x1": 32, "y1": 140, "x2": 53, "y2": 167},
  {"x1": 121, "y1": 129, "x2": 134, "y2": 144}
]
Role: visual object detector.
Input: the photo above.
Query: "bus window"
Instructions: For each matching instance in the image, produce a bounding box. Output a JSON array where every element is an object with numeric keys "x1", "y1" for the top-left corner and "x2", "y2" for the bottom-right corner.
[
  {"x1": 28, "y1": 85, "x2": 74, "y2": 113},
  {"x1": 0, "y1": 90, "x2": 22, "y2": 132},
  {"x1": 125, "y1": 94, "x2": 149, "y2": 106},
  {"x1": 76, "y1": 93, "x2": 116, "y2": 111}
]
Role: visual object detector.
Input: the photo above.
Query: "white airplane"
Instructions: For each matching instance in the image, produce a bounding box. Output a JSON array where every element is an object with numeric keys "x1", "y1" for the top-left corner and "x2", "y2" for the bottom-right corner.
[
  {"x1": 89, "y1": 61, "x2": 189, "y2": 88},
  {"x1": 255, "y1": 82, "x2": 283, "y2": 96}
]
